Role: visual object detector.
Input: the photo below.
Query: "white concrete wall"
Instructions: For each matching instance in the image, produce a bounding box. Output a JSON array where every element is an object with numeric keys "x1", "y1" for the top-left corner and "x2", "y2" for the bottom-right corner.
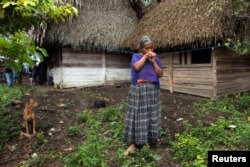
[{"x1": 51, "y1": 67, "x2": 130, "y2": 88}]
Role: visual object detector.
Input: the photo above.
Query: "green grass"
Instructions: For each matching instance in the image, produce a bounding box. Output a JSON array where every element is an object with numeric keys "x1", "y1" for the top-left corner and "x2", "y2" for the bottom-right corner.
[
  {"x1": 171, "y1": 93, "x2": 250, "y2": 167},
  {"x1": 64, "y1": 102, "x2": 161, "y2": 167},
  {"x1": 0, "y1": 84, "x2": 31, "y2": 110}
]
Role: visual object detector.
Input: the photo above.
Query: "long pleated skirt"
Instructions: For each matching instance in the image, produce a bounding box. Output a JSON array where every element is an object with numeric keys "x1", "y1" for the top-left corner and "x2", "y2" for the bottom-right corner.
[{"x1": 124, "y1": 83, "x2": 161, "y2": 145}]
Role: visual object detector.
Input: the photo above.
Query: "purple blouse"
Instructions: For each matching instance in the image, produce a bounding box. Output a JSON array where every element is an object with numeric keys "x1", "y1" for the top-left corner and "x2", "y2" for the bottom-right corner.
[{"x1": 130, "y1": 53, "x2": 162, "y2": 89}]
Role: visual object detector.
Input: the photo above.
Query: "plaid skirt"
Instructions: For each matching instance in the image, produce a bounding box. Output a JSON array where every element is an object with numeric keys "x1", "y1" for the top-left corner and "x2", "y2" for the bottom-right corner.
[{"x1": 124, "y1": 83, "x2": 161, "y2": 145}]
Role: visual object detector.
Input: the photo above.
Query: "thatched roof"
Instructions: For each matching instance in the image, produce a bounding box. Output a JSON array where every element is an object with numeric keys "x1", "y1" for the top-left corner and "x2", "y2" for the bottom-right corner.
[
  {"x1": 122, "y1": 0, "x2": 250, "y2": 50},
  {"x1": 46, "y1": 0, "x2": 138, "y2": 50}
]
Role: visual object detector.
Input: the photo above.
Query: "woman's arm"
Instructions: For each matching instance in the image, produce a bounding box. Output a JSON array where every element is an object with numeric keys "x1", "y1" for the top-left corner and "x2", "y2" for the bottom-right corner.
[
  {"x1": 153, "y1": 60, "x2": 163, "y2": 78},
  {"x1": 133, "y1": 52, "x2": 163, "y2": 78},
  {"x1": 148, "y1": 53, "x2": 163, "y2": 78},
  {"x1": 133, "y1": 54, "x2": 148, "y2": 71}
]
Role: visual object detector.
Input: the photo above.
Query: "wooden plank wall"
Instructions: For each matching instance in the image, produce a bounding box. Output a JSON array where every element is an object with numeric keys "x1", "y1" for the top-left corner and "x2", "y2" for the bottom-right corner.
[
  {"x1": 51, "y1": 48, "x2": 131, "y2": 88},
  {"x1": 160, "y1": 53, "x2": 214, "y2": 97},
  {"x1": 159, "y1": 55, "x2": 172, "y2": 90},
  {"x1": 61, "y1": 48, "x2": 104, "y2": 87},
  {"x1": 105, "y1": 53, "x2": 131, "y2": 84},
  {"x1": 215, "y1": 48, "x2": 250, "y2": 97}
]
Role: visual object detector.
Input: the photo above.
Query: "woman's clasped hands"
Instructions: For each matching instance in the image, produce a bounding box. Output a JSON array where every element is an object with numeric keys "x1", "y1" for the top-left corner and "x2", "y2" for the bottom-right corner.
[{"x1": 145, "y1": 51, "x2": 156, "y2": 63}]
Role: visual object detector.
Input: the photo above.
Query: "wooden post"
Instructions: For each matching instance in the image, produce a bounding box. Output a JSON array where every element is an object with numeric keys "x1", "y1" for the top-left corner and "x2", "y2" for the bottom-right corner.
[
  {"x1": 169, "y1": 54, "x2": 174, "y2": 93},
  {"x1": 212, "y1": 48, "x2": 217, "y2": 97},
  {"x1": 102, "y1": 51, "x2": 106, "y2": 85}
]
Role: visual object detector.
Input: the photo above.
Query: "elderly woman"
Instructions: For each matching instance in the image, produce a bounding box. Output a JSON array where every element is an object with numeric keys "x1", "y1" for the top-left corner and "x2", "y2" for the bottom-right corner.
[{"x1": 124, "y1": 36, "x2": 163, "y2": 155}]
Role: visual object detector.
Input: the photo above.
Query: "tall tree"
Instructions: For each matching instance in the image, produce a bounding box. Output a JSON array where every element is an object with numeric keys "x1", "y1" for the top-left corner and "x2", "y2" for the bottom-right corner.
[
  {"x1": 208, "y1": 0, "x2": 250, "y2": 55},
  {"x1": 0, "y1": 0, "x2": 78, "y2": 71}
]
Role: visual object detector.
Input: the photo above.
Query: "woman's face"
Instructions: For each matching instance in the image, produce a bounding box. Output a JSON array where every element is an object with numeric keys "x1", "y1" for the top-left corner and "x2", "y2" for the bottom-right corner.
[{"x1": 141, "y1": 43, "x2": 154, "y2": 54}]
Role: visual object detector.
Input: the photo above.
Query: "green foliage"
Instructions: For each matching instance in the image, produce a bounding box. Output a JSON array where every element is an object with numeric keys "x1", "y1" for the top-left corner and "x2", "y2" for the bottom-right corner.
[
  {"x1": 115, "y1": 145, "x2": 160, "y2": 167},
  {"x1": 40, "y1": 89, "x2": 48, "y2": 98},
  {"x1": 0, "y1": 85, "x2": 31, "y2": 150},
  {"x1": 140, "y1": 145, "x2": 161, "y2": 162},
  {"x1": 225, "y1": 38, "x2": 250, "y2": 56},
  {"x1": 64, "y1": 102, "x2": 162, "y2": 167},
  {"x1": 76, "y1": 110, "x2": 94, "y2": 123},
  {"x1": 207, "y1": 0, "x2": 249, "y2": 16},
  {"x1": 0, "y1": 0, "x2": 78, "y2": 71},
  {"x1": 65, "y1": 109, "x2": 108, "y2": 166},
  {"x1": 0, "y1": 84, "x2": 29, "y2": 109},
  {"x1": 0, "y1": 110, "x2": 22, "y2": 150},
  {"x1": 64, "y1": 141, "x2": 107, "y2": 167},
  {"x1": 99, "y1": 106, "x2": 121, "y2": 122},
  {"x1": 232, "y1": 93, "x2": 250, "y2": 112},
  {"x1": 67, "y1": 125, "x2": 82, "y2": 136},
  {"x1": 28, "y1": 91, "x2": 250, "y2": 166},
  {"x1": 65, "y1": 110, "x2": 74, "y2": 118},
  {"x1": 35, "y1": 131, "x2": 49, "y2": 149},
  {"x1": 0, "y1": 31, "x2": 47, "y2": 71},
  {"x1": 171, "y1": 117, "x2": 250, "y2": 167},
  {"x1": 19, "y1": 151, "x2": 64, "y2": 167},
  {"x1": 194, "y1": 93, "x2": 250, "y2": 117},
  {"x1": 59, "y1": 99, "x2": 74, "y2": 109},
  {"x1": 172, "y1": 94, "x2": 250, "y2": 167},
  {"x1": 0, "y1": 0, "x2": 78, "y2": 33},
  {"x1": 171, "y1": 133, "x2": 207, "y2": 167},
  {"x1": 3, "y1": 85, "x2": 250, "y2": 166},
  {"x1": 207, "y1": 0, "x2": 250, "y2": 55}
]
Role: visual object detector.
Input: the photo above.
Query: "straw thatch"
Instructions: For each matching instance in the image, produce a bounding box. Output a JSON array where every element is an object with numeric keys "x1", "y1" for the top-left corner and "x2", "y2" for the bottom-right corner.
[
  {"x1": 122, "y1": 0, "x2": 250, "y2": 50},
  {"x1": 46, "y1": 0, "x2": 138, "y2": 50}
]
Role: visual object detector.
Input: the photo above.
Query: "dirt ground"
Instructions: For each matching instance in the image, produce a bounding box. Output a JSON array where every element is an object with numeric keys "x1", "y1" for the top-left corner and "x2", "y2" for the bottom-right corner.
[{"x1": 0, "y1": 75, "x2": 206, "y2": 167}]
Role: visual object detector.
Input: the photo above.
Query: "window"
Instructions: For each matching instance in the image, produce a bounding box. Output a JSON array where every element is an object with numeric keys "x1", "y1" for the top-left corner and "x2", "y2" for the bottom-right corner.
[
  {"x1": 191, "y1": 48, "x2": 211, "y2": 64},
  {"x1": 179, "y1": 52, "x2": 188, "y2": 65},
  {"x1": 178, "y1": 48, "x2": 212, "y2": 65}
]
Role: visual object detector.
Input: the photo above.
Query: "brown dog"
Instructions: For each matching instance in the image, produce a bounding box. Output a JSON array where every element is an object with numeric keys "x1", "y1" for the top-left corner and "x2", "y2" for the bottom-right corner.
[{"x1": 23, "y1": 99, "x2": 38, "y2": 135}]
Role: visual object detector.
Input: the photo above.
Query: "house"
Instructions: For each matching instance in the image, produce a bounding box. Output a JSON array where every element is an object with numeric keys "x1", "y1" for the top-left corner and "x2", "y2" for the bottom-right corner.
[
  {"x1": 44, "y1": 0, "x2": 138, "y2": 88},
  {"x1": 122, "y1": 0, "x2": 250, "y2": 98}
]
